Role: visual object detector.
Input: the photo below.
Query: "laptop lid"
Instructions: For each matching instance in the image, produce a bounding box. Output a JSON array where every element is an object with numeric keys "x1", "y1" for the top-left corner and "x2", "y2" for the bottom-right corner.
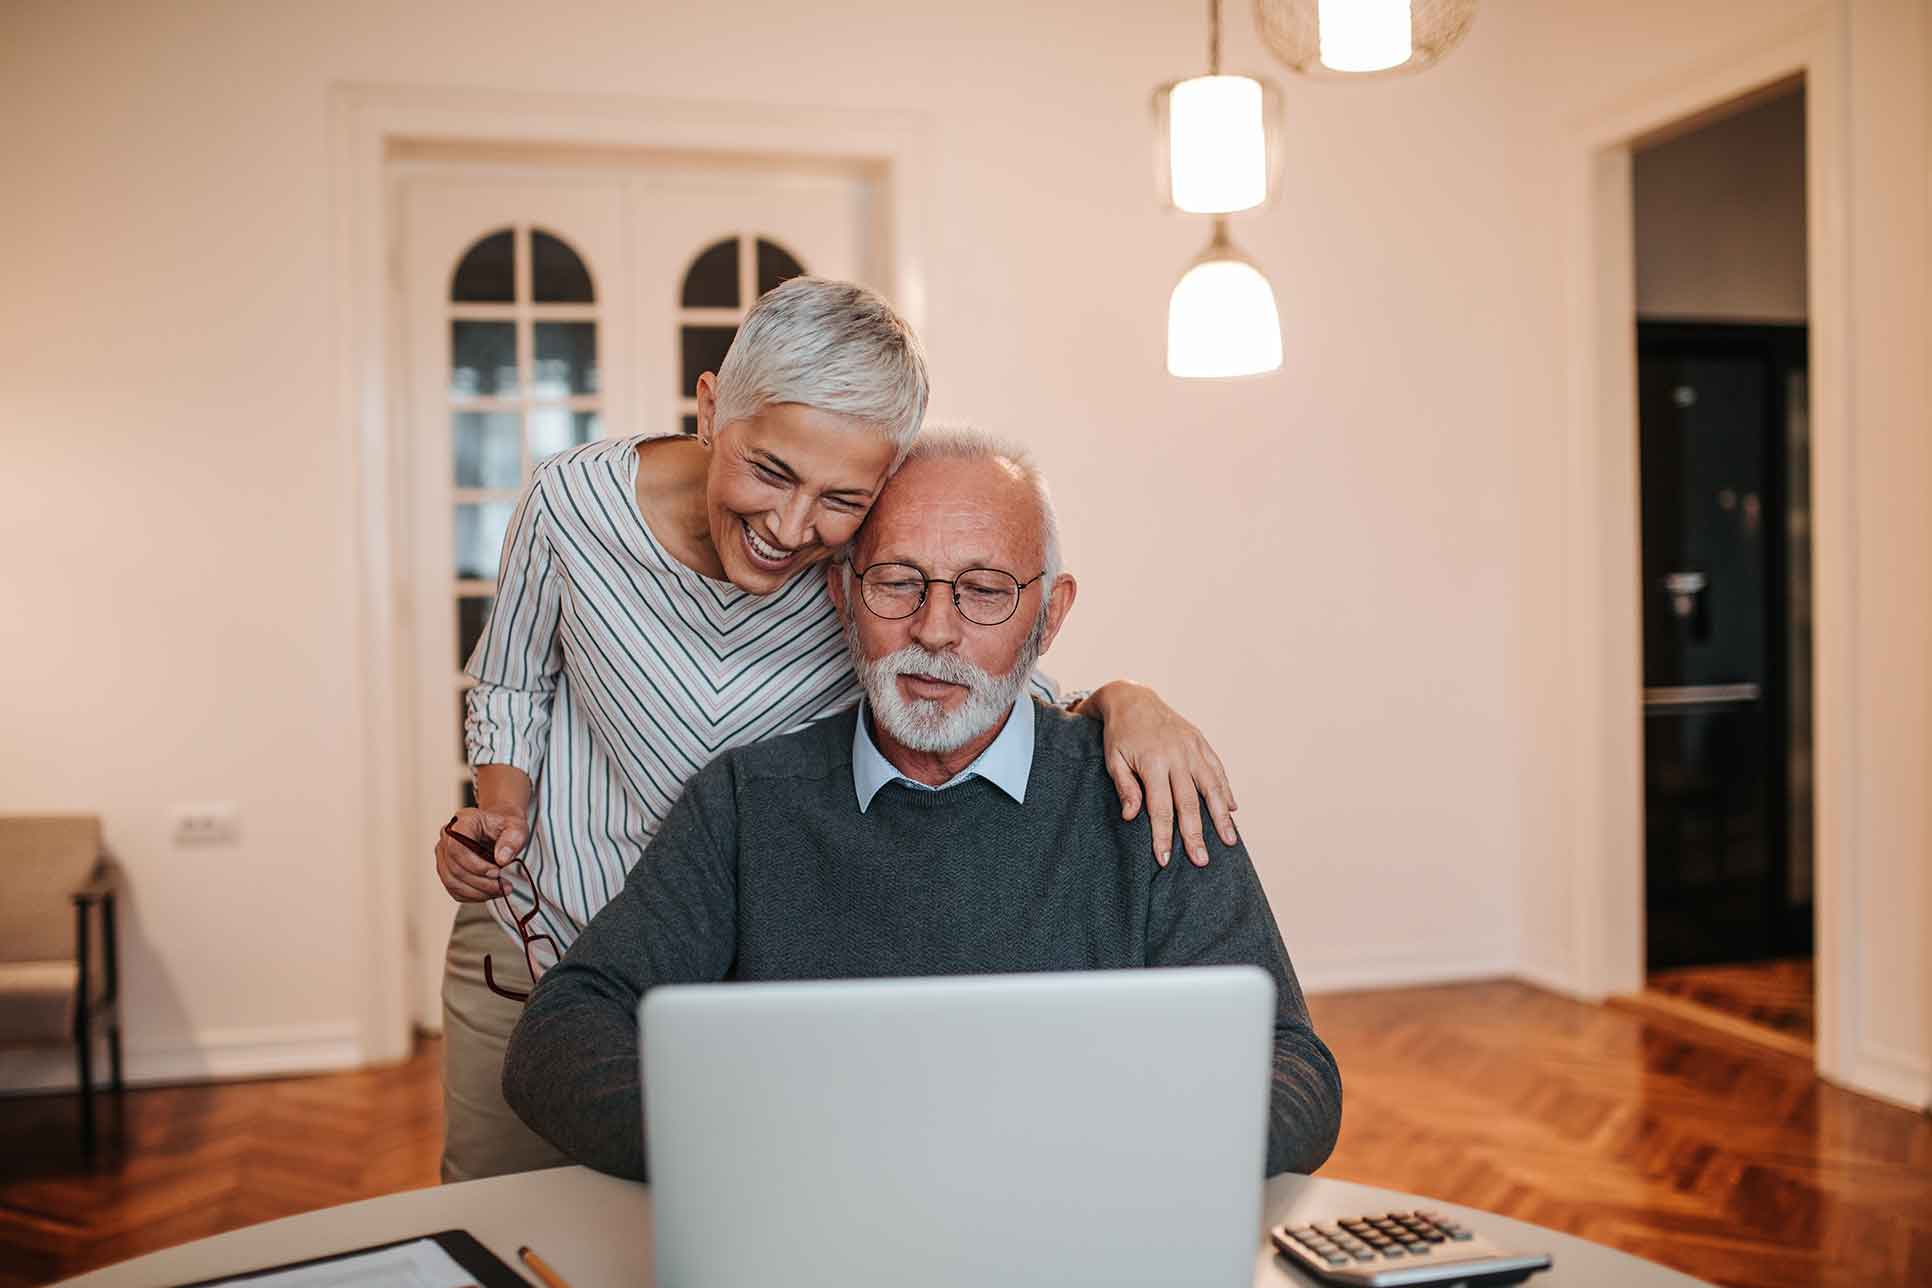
[{"x1": 641, "y1": 966, "x2": 1274, "y2": 1288}]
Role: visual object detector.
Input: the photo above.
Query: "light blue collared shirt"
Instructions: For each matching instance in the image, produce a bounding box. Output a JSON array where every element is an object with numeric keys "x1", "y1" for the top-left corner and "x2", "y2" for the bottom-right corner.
[{"x1": 851, "y1": 694, "x2": 1035, "y2": 812}]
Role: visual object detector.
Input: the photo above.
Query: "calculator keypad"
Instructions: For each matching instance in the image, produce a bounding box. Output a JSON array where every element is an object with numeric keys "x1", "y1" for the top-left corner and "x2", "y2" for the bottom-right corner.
[{"x1": 1276, "y1": 1210, "x2": 1477, "y2": 1267}]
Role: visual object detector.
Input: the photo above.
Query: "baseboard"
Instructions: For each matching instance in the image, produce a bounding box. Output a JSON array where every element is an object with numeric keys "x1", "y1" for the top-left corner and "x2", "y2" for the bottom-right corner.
[
  {"x1": 1513, "y1": 960, "x2": 1594, "y2": 1001},
  {"x1": 1840, "y1": 1040, "x2": 1932, "y2": 1113},
  {"x1": 0, "y1": 1023, "x2": 363, "y2": 1097},
  {"x1": 1298, "y1": 942, "x2": 1515, "y2": 994}
]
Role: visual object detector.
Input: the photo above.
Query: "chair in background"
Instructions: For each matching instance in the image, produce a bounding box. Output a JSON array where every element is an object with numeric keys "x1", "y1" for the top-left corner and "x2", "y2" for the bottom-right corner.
[{"x1": 0, "y1": 815, "x2": 125, "y2": 1159}]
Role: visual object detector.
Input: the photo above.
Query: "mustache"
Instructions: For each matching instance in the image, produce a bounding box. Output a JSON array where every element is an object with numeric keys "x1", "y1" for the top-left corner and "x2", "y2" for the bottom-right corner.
[{"x1": 866, "y1": 645, "x2": 998, "y2": 691}]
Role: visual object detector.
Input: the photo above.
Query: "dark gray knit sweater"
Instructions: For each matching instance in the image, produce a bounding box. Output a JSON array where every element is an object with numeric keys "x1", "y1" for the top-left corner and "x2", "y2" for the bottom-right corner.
[{"x1": 502, "y1": 701, "x2": 1342, "y2": 1180}]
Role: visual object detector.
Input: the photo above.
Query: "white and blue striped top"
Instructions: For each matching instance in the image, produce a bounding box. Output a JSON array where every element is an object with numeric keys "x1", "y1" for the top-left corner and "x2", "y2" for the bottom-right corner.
[{"x1": 465, "y1": 435, "x2": 1054, "y2": 963}]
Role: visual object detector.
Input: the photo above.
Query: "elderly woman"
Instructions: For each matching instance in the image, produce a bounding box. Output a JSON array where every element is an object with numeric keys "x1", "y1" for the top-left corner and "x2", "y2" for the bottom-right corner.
[{"x1": 433, "y1": 278, "x2": 1238, "y2": 1181}]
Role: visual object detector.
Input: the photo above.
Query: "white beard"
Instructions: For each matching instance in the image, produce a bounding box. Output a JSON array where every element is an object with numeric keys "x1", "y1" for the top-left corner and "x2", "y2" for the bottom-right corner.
[{"x1": 848, "y1": 615, "x2": 1045, "y2": 754}]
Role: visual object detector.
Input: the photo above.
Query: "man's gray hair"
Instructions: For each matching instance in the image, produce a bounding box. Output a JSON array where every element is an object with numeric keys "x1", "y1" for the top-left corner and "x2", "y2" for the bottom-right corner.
[
  {"x1": 899, "y1": 426, "x2": 1062, "y2": 591},
  {"x1": 712, "y1": 277, "x2": 929, "y2": 462}
]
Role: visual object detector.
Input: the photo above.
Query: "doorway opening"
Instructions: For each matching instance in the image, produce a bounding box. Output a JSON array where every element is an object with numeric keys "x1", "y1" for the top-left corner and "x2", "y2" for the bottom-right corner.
[{"x1": 1630, "y1": 84, "x2": 1814, "y2": 1051}]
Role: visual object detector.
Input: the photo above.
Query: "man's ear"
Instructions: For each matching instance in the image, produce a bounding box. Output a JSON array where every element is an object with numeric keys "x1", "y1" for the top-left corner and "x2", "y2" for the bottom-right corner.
[
  {"x1": 1035, "y1": 573, "x2": 1078, "y2": 656},
  {"x1": 826, "y1": 561, "x2": 850, "y2": 619}
]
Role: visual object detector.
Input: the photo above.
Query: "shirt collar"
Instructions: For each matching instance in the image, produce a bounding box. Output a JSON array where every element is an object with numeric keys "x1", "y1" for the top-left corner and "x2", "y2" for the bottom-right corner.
[{"x1": 852, "y1": 693, "x2": 1035, "y2": 812}]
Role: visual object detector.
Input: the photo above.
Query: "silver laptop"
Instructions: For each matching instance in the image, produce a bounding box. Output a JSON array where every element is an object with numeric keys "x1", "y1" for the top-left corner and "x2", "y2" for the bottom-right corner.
[{"x1": 640, "y1": 966, "x2": 1275, "y2": 1288}]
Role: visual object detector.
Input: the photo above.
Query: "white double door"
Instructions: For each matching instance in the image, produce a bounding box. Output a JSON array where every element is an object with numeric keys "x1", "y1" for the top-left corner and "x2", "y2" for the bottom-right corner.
[{"x1": 398, "y1": 157, "x2": 879, "y2": 1026}]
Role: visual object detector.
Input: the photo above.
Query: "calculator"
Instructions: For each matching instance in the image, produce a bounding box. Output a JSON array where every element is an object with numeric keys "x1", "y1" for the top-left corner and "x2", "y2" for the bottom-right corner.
[{"x1": 1269, "y1": 1210, "x2": 1553, "y2": 1286}]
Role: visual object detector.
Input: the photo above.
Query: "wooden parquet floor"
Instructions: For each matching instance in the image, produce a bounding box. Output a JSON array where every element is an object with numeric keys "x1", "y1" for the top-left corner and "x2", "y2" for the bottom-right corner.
[
  {"x1": 3, "y1": 982, "x2": 1928, "y2": 1287},
  {"x1": 1306, "y1": 980, "x2": 1932, "y2": 1288},
  {"x1": 1648, "y1": 958, "x2": 1816, "y2": 1044},
  {"x1": 0, "y1": 1043, "x2": 441, "y2": 1288}
]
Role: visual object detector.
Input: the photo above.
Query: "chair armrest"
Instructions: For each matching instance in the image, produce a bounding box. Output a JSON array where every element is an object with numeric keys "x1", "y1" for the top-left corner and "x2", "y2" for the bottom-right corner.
[{"x1": 71, "y1": 857, "x2": 124, "y2": 905}]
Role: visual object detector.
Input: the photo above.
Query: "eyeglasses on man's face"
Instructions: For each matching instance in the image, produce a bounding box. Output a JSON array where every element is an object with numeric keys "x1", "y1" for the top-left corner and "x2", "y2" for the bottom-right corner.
[{"x1": 851, "y1": 561, "x2": 1047, "y2": 627}]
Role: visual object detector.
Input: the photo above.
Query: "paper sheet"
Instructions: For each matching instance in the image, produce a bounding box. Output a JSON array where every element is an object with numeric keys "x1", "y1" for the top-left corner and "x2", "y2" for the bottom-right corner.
[{"x1": 210, "y1": 1238, "x2": 478, "y2": 1288}]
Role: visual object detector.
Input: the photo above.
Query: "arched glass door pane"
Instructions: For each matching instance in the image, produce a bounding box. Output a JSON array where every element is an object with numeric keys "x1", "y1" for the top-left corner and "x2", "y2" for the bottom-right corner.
[
  {"x1": 755, "y1": 238, "x2": 806, "y2": 294},
  {"x1": 532, "y1": 229, "x2": 595, "y2": 303},
  {"x1": 451, "y1": 229, "x2": 515, "y2": 302},
  {"x1": 681, "y1": 238, "x2": 740, "y2": 308}
]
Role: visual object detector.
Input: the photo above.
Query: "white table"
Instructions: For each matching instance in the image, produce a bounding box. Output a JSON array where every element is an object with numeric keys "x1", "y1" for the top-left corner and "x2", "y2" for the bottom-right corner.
[{"x1": 59, "y1": 1167, "x2": 1713, "y2": 1287}]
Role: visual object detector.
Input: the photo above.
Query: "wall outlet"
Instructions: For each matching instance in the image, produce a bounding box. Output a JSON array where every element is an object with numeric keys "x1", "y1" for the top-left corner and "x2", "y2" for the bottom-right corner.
[{"x1": 171, "y1": 803, "x2": 240, "y2": 846}]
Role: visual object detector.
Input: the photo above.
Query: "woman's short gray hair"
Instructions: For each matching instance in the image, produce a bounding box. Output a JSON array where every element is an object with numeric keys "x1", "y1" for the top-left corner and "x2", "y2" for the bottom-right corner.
[
  {"x1": 900, "y1": 426, "x2": 1062, "y2": 589},
  {"x1": 712, "y1": 277, "x2": 929, "y2": 462}
]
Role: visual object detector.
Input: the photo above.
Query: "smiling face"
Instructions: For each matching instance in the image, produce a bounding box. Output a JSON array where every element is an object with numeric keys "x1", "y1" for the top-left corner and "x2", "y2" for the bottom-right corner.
[
  {"x1": 699, "y1": 389, "x2": 900, "y2": 595},
  {"x1": 830, "y1": 454, "x2": 1076, "y2": 752}
]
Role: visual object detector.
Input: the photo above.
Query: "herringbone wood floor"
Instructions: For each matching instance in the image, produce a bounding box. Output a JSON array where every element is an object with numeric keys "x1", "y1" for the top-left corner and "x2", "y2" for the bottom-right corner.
[
  {"x1": 1304, "y1": 981, "x2": 1931, "y2": 1288},
  {"x1": 3, "y1": 981, "x2": 1927, "y2": 1287},
  {"x1": 0, "y1": 1046, "x2": 442, "y2": 1288}
]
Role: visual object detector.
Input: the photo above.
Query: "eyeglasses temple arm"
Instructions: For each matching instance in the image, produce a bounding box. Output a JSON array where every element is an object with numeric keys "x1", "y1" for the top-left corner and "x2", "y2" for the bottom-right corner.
[{"x1": 483, "y1": 955, "x2": 531, "y2": 1003}]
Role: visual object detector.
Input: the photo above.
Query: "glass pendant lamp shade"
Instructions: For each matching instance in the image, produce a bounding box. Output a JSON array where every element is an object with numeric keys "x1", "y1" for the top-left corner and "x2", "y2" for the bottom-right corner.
[
  {"x1": 1153, "y1": 73, "x2": 1284, "y2": 213},
  {"x1": 1255, "y1": 0, "x2": 1476, "y2": 78},
  {"x1": 1166, "y1": 222, "x2": 1283, "y2": 379},
  {"x1": 1317, "y1": 0, "x2": 1411, "y2": 72}
]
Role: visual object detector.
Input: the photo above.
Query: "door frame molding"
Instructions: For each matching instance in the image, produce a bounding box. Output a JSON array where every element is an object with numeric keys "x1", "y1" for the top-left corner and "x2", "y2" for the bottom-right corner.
[
  {"x1": 327, "y1": 83, "x2": 936, "y2": 1062},
  {"x1": 1553, "y1": 8, "x2": 1858, "y2": 1085}
]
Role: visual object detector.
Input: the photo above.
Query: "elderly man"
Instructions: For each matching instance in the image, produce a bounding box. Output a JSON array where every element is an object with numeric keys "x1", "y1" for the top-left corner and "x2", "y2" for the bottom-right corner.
[{"x1": 501, "y1": 429, "x2": 1342, "y2": 1179}]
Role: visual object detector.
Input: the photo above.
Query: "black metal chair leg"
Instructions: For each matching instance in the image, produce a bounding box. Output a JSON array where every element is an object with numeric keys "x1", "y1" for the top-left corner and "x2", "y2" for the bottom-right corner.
[
  {"x1": 76, "y1": 899, "x2": 96, "y2": 1162},
  {"x1": 105, "y1": 893, "x2": 126, "y2": 1116},
  {"x1": 78, "y1": 1034, "x2": 96, "y2": 1161},
  {"x1": 108, "y1": 1028, "x2": 127, "y2": 1155}
]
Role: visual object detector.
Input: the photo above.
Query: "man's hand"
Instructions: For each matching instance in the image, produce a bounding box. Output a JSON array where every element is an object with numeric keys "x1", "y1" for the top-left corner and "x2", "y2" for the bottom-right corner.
[{"x1": 1082, "y1": 681, "x2": 1237, "y2": 868}]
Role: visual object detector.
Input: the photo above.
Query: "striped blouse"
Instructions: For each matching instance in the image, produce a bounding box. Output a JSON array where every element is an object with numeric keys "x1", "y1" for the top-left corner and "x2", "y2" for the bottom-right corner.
[{"x1": 465, "y1": 436, "x2": 1053, "y2": 965}]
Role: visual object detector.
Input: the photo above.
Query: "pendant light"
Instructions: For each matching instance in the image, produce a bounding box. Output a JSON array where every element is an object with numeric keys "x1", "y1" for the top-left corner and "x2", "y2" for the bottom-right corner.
[
  {"x1": 1167, "y1": 218, "x2": 1283, "y2": 379},
  {"x1": 1254, "y1": 0, "x2": 1477, "y2": 79},
  {"x1": 1152, "y1": 0, "x2": 1283, "y2": 213},
  {"x1": 1157, "y1": 0, "x2": 1284, "y2": 379}
]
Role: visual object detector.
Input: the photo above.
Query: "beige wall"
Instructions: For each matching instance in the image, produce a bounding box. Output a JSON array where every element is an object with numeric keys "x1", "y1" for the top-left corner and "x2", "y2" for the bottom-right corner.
[
  {"x1": 1, "y1": 0, "x2": 1925, "y2": 1105},
  {"x1": 1838, "y1": 0, "x2": 1931, "y2": 1102},
  {"x1": 1635, "y1": 89, "x2": 1808, "y2": 321}
]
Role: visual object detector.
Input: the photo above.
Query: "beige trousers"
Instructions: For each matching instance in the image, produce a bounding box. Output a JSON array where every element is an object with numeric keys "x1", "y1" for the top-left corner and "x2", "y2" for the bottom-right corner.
[{"x1": 440, "y1": 900, "x2": 572, "y2": 1182}]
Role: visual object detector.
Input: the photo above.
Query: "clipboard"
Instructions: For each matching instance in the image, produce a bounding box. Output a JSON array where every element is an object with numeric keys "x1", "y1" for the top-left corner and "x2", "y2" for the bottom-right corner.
[{"x1": 173, "y1": 1229, "x2": 528, "y2": 1288}]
